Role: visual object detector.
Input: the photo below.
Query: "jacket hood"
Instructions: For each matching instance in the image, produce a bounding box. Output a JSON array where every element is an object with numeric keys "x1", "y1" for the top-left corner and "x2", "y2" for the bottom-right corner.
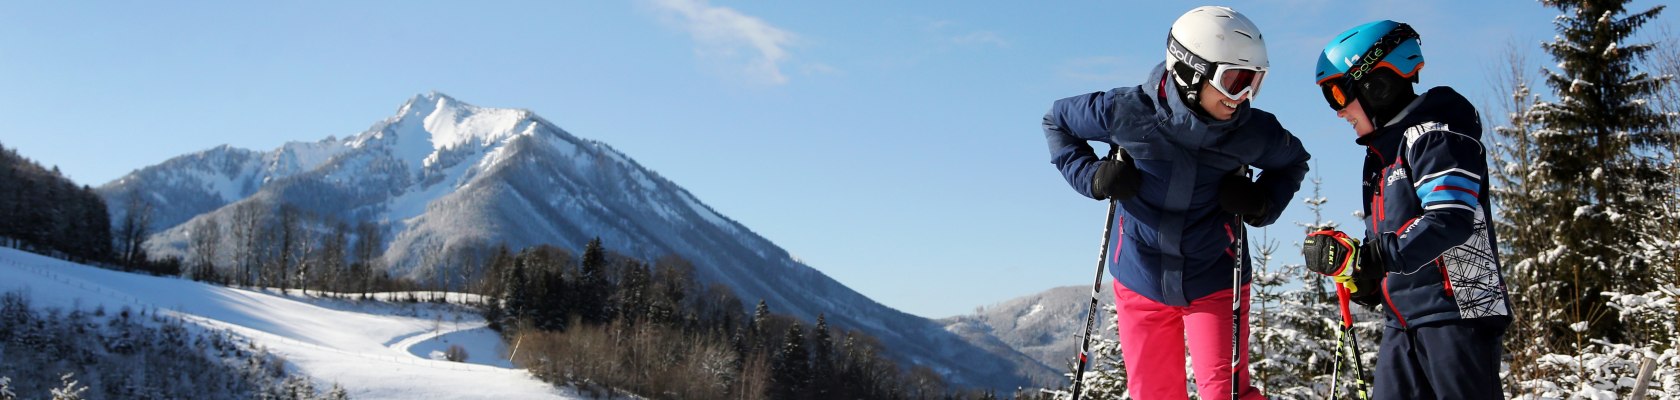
[
  {"x1": 1357, "y1": 86, "x2": 1480, "y2": 146},
  {"x1": 1144, "y1": 62, "x2": 1250, "y2": 149}
]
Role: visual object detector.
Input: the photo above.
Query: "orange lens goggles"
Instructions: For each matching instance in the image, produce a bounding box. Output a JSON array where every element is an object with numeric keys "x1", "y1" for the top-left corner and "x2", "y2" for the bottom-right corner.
[{"x1": 1320, "y1": 80, "x2": 1352, "y2": 111}]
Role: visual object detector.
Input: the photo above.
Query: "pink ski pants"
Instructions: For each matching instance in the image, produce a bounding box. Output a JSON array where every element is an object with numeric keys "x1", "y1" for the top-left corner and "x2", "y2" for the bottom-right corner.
[{"x1": 1112, "y1": 279, "x2": 1265, "y2": 400}]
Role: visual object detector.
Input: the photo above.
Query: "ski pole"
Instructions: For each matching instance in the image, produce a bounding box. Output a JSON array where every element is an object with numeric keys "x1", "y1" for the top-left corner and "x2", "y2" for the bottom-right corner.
[
  {"x1": 1335, "y1": 284, "x2": 1372, "y2": 399},
  {"x1": 1071, "y1": 147, "x2": 1122, "y2": 400},
  {"x1": 1230, "y1": 167, "x2": 1250, "y2": 400}
]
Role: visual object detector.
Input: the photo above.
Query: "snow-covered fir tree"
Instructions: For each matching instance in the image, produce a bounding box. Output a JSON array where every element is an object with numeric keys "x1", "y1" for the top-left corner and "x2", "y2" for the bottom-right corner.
[
  {"x1": 1249, "y1": 173, "x2": 1380, "y2": 399},
  {"x1": 1491, "y1": 0, "x2": 1677, "y2": 397},
  {"x1": 324, "y1": 383, "x2": 350, "y2": 400},
  {"x1": 1044, "y1": 303, "x2": 1129, "y2": 400},
  {"x1": 48, "y1": 373, "x2": 87, "y2": 400},
  {"x1": 1499, "y1": 0, "x2": 1675, "y2": 346},
  {"x1": 770, "y1": 322, "x2": 811, "y2": 400}
]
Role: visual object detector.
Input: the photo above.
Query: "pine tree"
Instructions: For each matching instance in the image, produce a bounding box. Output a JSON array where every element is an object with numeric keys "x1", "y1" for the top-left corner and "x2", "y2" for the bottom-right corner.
[
  {"x1": 74, "y1": 187, "x2": 112, "y2": 264},
  {"x1": 1050, "y1": 303, "x2": 1129, "y2": 400},
  {"x1": 618, "y1": 259, "x2": 651, "y2": 326},
  {"x1": 810, "y1": 314, "x2": 836, "y2": 400},
  {"x1": 651, "y1": 256, "x2": 696, "y2": 327},
  {"x1": 0, "y1": 148, "x2": 15, "y2": 249},
  {"x1": 523, "y1": 246, "x2": 571, "y2": 331},
  {"x1": 770, "y1": 322, "x2": 811, "y2": 400},
  {"x1": 500, "y1": 253, "x2": 529, "y2": 328},
  {"x1": 577, "y1": 237, "x2": 613, "y2": 325},
  {"x1": 751, "y1": 299, "x2": 772, "y2": 353},
  {"x1": 1500, "y1": 0, "x2": 1674, "y2": 347},
  {"x1": 0, "y1": 376, "x2": 14, "y2": 400},
  {"x1": 324, "y1": 383, "x2": 349, "y2": 400}
]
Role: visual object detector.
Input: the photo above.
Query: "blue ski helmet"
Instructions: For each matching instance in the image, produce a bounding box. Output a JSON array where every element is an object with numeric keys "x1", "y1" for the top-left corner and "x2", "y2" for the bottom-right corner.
[{"x1": 1315, "y1": 20, "x2": 1422, "y2": 110}]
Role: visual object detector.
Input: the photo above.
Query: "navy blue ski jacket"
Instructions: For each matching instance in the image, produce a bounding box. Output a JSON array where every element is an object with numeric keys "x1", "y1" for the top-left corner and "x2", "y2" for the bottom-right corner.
[
  {"x1": 1042, "y1": 63, "x2": 1310, "y2": 307},
  {"x1": 1358, "y1": 86, "x2": 1513, "y2": 329}
]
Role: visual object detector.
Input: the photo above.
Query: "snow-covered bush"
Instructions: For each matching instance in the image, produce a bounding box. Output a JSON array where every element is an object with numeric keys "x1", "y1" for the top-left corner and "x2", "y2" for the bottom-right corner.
[
  {"x1": 1509, "y1": 287, "x2": 1680, "y2": 399},
  {"x1": 0, "y1": 291, "x2": 346, "y2": 399}
]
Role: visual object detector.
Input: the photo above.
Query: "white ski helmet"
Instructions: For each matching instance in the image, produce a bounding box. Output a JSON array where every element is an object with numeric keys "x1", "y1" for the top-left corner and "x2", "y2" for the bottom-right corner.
[{"x1": 1165, "y1": 6, "x2": 1269, "y2": 104}]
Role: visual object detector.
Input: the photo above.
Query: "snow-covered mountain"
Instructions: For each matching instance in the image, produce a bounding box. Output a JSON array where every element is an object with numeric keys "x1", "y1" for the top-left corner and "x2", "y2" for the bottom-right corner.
[
  {"x1": 941, "y1": 285, "x2": 1112, "y2": 375},
  {"x1": 98, "y1": 92, "x2": 1053, "y2": 389},
  {"x1": 98, "y1": 139, "x2": 351, "y2": 233}
]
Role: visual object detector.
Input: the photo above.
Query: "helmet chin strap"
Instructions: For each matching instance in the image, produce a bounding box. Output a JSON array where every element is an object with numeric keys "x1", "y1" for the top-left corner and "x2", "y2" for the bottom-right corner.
[
  {"x1": 1167, "y1": 71, "x2": 1219, "y2": 122},
  {"x1": 1356, "y1": 69, "x2": 1417, "y2": 129}
]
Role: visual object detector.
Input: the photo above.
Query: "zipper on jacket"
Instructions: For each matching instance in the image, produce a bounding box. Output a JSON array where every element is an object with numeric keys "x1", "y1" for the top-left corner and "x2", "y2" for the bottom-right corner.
[
  {"x1": 1383, "y1": 276, "x2": 1408, "y2": 328},
  {"x1": 1438, "y1": 259, "x2": 1454, "y2": 297}
]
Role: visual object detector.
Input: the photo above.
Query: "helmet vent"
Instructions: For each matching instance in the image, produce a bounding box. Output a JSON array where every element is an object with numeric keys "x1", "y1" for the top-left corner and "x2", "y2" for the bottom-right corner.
[
  {"x1": 1338, "y1": 33, "x2": 1357, "y2": 43},
  {"x1": 1233, "y1": 30, "x2": 1253, "y2": 39}
]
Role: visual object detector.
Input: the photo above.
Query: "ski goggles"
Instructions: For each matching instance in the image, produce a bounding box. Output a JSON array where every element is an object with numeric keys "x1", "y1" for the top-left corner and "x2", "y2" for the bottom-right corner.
[
  {"x1": 1210, "y1": 64, "x2": 1266, "y2": 100},
  {"x1": 1167, "y1": 35, "x2": 1268, "y2": 101},
  {"x1": 1320, "y1": 80, "x2": 1355, "y2": 111}
]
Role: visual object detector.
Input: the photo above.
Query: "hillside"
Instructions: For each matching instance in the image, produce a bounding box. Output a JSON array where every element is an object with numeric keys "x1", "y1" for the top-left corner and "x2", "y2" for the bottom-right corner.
[{"x1": 0, "y1": 246, "x2": 584, "y2": 400}]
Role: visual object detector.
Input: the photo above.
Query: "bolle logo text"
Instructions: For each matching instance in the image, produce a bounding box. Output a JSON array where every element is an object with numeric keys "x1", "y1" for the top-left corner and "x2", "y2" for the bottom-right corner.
[
  {"x1": 1168, "y1": 41, "x2": 1208, "y2": 75},
  {"x1": 1349, "y1": 48, "x2": 1386, "y2": 80}
]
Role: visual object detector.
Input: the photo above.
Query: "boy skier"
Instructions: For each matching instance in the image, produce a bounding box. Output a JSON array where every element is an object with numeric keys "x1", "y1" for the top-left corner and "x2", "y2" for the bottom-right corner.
[
  {"x1": 1303, "y1": 20, "x2": 1514, "y2": 399},
  {"x1": 1042, "y1": 6, "x2": 1309, "y2": 399}
]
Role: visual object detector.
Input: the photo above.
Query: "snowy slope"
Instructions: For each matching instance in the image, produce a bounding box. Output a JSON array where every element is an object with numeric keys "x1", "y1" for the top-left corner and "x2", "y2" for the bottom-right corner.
[
  {"x1": 105, "y1": 92, "x2": 1050, "y2": 389},
  {"x1": 0, "y1": 247, "x2": 579, "y2": 400},
  {"x1": 940, "y1": 285, "x2": 1111, "y2": 374}
]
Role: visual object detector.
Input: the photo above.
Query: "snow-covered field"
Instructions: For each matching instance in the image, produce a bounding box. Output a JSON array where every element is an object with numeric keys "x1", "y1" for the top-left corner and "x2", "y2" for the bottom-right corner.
[{"x1": 0, "y1": 247, "x2": 580, "y2": 399}]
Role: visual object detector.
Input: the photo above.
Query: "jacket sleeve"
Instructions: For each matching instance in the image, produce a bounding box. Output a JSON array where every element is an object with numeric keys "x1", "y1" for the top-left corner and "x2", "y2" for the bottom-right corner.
[
  {"x1": 1246, "y1": 121, "x2": 1310, "y2": 227},
  {"x1": 1373, "y1": 128, "x2": 1487, "y2": 273},
  {"x1": 1042, "y1": 90, "x2": 1125, "y2": 200}
]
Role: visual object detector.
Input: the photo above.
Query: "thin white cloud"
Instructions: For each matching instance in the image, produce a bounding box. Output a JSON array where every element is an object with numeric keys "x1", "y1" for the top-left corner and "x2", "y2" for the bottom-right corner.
[
  {"x1": 646, "y1": 0, "x2": 798, "y2": 84},
  {"x1": 951, "y1": 31, "x2": 1009, "y2": 48},
  {"x1": 1057, "y1": 56, "x2": 1141, "y2": 83},
  {"x1": 926, "y1": 20, "x2": 1008, "y2": 48},
  {"x1": 800, "y1": 62, "x2": 841, "y2": 77}
]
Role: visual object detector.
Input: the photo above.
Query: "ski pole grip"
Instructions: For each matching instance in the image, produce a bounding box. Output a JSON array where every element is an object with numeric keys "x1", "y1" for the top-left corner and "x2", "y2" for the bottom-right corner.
[{"x1": 1336, "y1": 284, "x2": 1354, "y2": 328}]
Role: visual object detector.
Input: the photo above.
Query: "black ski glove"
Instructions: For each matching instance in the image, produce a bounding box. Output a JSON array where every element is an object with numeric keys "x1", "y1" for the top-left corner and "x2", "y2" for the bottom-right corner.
[
  {"x1": 1218, "y1": 168, "x2": 1269, "y2": 224},
  {"x1": 1303, "y1": 229, "x2": 1358, "y2": 277},
  {"x1": 1091, "y1": 148, "x2": 1142, "y2": 201},
  {"x1": 1302, "y1": 229, "x2": 1384, "y2": 307},
  {"x1": 1351, "y1": 240, "x2": 1386, "y2": 307}
]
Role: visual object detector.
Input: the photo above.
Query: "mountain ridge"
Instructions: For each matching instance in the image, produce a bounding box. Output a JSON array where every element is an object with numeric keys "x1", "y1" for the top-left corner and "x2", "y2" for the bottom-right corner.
[{"x1": 97, "y1": 92, "x2": 1057, "y2": 390}]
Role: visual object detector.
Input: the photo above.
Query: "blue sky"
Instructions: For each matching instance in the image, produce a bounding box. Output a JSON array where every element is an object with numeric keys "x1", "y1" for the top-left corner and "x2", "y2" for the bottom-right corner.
[{"x1": 0, "y1": 1, "x2": 1669, "y2": 318}]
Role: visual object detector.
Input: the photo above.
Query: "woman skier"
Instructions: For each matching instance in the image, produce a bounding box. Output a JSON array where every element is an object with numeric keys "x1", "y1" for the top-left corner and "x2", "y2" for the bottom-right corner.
[{"x1": 1041, "y1": 6, "x2": 1309, "y2": 399}]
